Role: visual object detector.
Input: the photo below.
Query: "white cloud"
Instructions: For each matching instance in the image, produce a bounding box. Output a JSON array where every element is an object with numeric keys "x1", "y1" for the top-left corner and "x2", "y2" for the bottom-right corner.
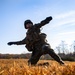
[
  {"x1": 57, "y1": 19, "x2": 75, "y2": 27},
  {"x1": 50, "y1": 10, "x2": 75, "y2": 28},
  {"x1": 58, "y1": 31, "x2": 75, "y2": 35},
  {"x1": 54, "y1": 10, "x2": 75, "y2": 19}
]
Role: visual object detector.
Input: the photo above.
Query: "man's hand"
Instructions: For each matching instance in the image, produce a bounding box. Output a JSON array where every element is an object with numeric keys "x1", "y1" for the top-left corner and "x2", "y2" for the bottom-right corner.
[
  {"x1": 7, "y1": 42, "x2": 14, "y2": 46},
  {"x1": 46, "y1": 16, "x2": 52, "y2": 21}
]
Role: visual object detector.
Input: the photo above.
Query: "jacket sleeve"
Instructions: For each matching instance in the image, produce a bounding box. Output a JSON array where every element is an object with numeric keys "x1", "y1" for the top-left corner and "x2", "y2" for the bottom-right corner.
[
  {"x1": 35, "y1": 16, "x2": 52, "y2": 28},
  {"x1": 12, "y1": 37, "x2": 29, "y2": 45}
]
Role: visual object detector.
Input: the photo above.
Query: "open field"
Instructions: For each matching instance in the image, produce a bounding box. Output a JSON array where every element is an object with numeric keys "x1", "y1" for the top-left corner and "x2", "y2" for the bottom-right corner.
[{"x1": 0, "y1": 59, "x2": 75, "y2": 75}]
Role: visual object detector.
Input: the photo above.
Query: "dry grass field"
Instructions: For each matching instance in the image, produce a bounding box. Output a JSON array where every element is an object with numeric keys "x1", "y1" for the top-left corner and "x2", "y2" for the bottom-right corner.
[{"x1": 0, "y1": 59, "x2": 75, "y2": 75}]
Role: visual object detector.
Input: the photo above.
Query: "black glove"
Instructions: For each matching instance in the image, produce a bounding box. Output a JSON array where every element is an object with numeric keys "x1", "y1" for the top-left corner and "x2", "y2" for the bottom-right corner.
[
  {"x1": 7, "y1": 42, "x2": 14, "y2": 46},
  {"x1": 46, "y1": 16, "x2": 52, "y2": 21}
]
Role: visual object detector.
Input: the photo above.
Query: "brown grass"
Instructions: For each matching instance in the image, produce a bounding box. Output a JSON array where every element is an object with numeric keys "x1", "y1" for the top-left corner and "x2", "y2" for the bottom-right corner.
[{"x1": 0, "y1": 59, "x2": 75, "y2": 75}]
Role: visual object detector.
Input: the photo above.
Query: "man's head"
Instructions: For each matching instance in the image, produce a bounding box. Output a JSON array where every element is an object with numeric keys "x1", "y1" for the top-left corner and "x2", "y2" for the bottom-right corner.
[{"x1": 24, "y1": 20, "x2": 33, "y2": 29}]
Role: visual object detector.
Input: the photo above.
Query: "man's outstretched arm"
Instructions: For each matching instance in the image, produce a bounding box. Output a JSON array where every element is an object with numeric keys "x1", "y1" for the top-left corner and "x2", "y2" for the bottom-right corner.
[
  {"x1": 35, "y1": 16, "x2": 52, "y2": 28},
  {"x1": 7, "y1": 38, "x2": 28, "y2": 46}
]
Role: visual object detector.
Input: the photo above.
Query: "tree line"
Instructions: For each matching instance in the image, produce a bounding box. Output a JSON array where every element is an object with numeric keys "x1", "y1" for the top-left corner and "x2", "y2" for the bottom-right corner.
[
  {"x1": 0, "y1": 53, "x2": 31, "y2": 59},
  {"x1": 0, "y1": 52, "x2": 75, "y2": 61}
]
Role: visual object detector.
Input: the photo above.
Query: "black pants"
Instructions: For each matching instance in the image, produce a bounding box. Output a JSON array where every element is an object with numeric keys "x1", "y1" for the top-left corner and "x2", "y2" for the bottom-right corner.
[{"x1": 28, "y1": 44, "x2": 64, "y2": 65}]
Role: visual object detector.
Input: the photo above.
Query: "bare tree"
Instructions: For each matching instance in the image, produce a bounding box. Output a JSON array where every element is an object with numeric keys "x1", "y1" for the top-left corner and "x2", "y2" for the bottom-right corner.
[{"x1": 56, "y1": 41, "x2": 68, "y2": 54}]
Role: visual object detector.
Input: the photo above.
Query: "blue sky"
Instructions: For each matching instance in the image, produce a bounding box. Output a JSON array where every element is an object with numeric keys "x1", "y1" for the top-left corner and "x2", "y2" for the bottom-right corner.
[{"x1": 0, "y1": 0, "x2": 75, "y2": 54}]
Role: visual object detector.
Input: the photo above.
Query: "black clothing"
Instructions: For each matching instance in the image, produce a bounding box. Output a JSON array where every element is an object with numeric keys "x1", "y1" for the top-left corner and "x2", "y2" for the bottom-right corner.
[{"x1": 8, "y1": 16, "x2": 64, "y2": 65}]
